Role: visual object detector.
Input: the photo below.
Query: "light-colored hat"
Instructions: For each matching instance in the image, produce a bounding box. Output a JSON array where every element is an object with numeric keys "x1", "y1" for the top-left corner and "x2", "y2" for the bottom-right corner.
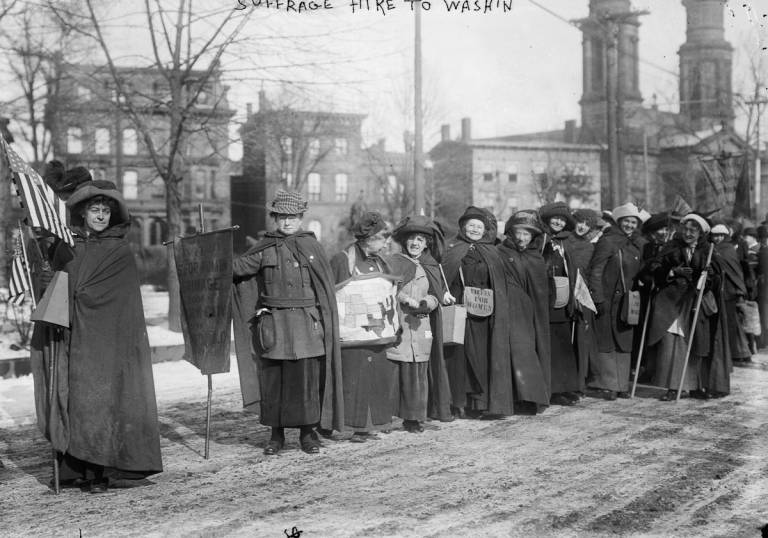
[
  {"x1": 267, "y1": 189, "x2": 308, "y2": 215},
  {"x1": 681, "y1": 213, "x2": 711, "y2": 234},
  {"x1": 612, "y1": 203, "x2": 641, "y2": 223},
  {"x1": 710, "y1": 224, "x2": 730, "y2": 235},
  {"x1": 638, "y1": 209, "x2": 651, "y2": 223}
]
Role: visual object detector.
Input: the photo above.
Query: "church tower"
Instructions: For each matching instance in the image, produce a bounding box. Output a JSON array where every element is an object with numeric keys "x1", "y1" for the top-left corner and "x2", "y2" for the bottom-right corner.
[
  {"x1": 678, "y1": 0, "x2": 733, "y2": 129},
  {"x1": 579, "y1": 0, "x2": 643, "y2": 143}
]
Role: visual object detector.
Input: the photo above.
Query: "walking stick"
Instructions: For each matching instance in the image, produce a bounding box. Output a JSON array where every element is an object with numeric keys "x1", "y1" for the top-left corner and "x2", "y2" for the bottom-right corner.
[
  {"x1": 676, "y1": 243, "x2": 715, "y2": 402},
  {"x1": 630, "y1": 283, "x2": 654, "y2": 398}
]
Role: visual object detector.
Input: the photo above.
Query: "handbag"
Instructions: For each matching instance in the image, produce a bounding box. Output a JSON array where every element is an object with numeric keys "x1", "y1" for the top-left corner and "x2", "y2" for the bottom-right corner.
[
  {"x1": 438, "y1": 264, "x2": 467, "y2": 345},
  {"x1": 737, "y1": 300, "x2": 761, "y2": 335},
  {"x1": 618, "y1": 250, "x2": 641, "y2": 326},
  {"x1": 700, "y1": 290, "x2": 718, "y2": 317}
]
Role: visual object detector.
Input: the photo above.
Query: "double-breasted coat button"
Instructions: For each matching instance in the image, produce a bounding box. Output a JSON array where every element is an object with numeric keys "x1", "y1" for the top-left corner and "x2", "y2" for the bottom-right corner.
[{"x1": 367, "y1": 356, "x2": 372, "y2": 362}]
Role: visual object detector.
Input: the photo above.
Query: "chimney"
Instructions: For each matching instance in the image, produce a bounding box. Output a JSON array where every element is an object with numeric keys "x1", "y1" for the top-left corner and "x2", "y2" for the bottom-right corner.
[
  {"x1": 564, "y1": 120, "x2": 576, "y2": 144},
  {"x1": 377, "y1": 138, "x2": 386, "y2": 151},
  {"x1": 461, "y1": 117, "x2": 471, "y2": 142},
  {"x1": 246, "y1": 102, "x2": 253, "y2": 117},
  {"x1": 403, "y1": 130, "x2": 414, "y2": 152},
  {"x1": 441, "y1": 124, "x2": 451, "y2": 142}
]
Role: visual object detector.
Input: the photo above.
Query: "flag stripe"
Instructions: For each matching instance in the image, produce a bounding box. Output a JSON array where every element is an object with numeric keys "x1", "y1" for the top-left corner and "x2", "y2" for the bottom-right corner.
[
  {"x1": 2, "y1": 139, "x2": 74, "y2": 246},
  {"x1": 8, "y1": 250, "x2": 30, "y2": 305}
]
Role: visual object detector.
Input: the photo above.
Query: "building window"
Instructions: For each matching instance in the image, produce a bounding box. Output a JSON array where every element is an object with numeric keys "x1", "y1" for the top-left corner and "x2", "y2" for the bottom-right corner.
[
  {"x1": 334, "y1": 138, "x2": 348, "y2": 155},
  {"x1": 385, "y1": 174, "x2": 398, "y2": 196},
  {"x1": 482, "y1": 164, "x2": 494, "y2": 182},
  {"x1": 505, "y1": 196, "x2": 519, "y2": 214},
  {"x1": 123, "y1": 170, "x2": 138, "y2": 200},
  {"x1": 122, "y1": 128, "x2": 138, "y2": 155},
  {"x1": 280, "y1": 136, "x2": 292, "y2": 156},
  {"x1": 507, "y1": 163, "x2": 518, "y2": 183},
  {"x1": 309, "y1": 138, "x2": 320, "y2": 157},
  {"x1": 150, "y1": 219, "x2": 166, "y2": 245},
  {"x1": 194, "y1": 169, "x2": 206, "y2": 199},
  {"x1": 77, "y1": 86, "x2": 91, "y2": 100},
  {"x1": 335, "y1": 173, "x2": 348, "y2": 202},
  {"x1": 67, "y1": 127, "x2": 82, "y2": 154},
  {"x1": 307, "y1": 172, "x2": 321, "y2": 201},
  {"x1": 209, "y1": 170, "x2": 217, "y2": 199},
  {"x1": 307, "y1": 219, "x2": 322, "y2": 240},
  {"x1": 532, "y1": 162, "x2": 547, "y2": 184},
  {"x1": 95, "y1": 128, "x2": 110, "y2": 155}
]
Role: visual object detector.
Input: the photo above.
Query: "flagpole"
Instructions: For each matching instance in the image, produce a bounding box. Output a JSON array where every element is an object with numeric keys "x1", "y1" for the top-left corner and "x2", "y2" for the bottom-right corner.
[{"x1": 17, "y1": 221, "x2": 37, "y2": 310}]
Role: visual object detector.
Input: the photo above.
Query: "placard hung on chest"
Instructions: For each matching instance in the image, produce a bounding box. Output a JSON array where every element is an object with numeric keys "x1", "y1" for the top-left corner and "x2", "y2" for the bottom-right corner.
[{"x1": 463, "y1": 286, "x2": 494, "y2": 317}]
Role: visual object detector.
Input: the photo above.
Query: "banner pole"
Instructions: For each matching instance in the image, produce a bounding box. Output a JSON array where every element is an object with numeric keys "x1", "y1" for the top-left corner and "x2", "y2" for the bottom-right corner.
[
  {"x1": 198, "y1": 204, "x2": 213, "y2": 460},
  {"x1": 18, "y1": 222, "x2": 60, "y2": 491},
  {"x1": 676, "y1": 243, "x2": 715, "y2": 402},
  {"x1": 631, "y1": 283, "x2": 654, "y2": 398}
]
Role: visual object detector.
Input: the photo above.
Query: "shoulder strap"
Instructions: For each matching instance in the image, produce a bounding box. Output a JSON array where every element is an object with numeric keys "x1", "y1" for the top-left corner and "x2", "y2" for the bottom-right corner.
[
  {"x1": 618, "y1": 248, "x2": 627, "y2": 293},
  {"x1": 344, "y1": 245, "x2": 360, "y2": 276}
]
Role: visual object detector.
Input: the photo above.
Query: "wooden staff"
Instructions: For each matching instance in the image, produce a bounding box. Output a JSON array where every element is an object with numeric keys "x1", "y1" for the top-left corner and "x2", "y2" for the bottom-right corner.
[
  {"x1": 676, "y1": 242, "x2": 715, "y2": 402},
  {"x1": 198, "y1": 204, "x2": 214, "y2": 460},
  {"x1": 630, "y1": 282, "x2": 654, "y2": 398}
]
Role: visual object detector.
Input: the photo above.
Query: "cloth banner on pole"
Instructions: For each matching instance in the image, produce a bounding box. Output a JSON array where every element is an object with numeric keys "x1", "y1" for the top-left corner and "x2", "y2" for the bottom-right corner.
[
  {"x1": 174, "y1": 228, "x2": 233, "y2": 375},
  {"x1": 573, "y1": 268, "x2": 596, "y2": 313}
]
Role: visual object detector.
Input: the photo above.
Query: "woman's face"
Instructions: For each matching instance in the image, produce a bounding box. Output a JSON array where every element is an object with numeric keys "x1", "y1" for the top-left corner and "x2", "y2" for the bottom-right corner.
[
  {"x1": 512, "y1": 227, "x2": 533, "y2": 250},
  {"x1": 619, "y1": 217, "x2": 639, "y2": 236},
  {"x1": 548, "y1": 216, "x2": 566, "y2": 233},
  {"x1": 651, "y1": 227, "x2": 669, "y2": 244},
  {"x1": 83, "y1": 202, "x2": 111, "y2": 233},
  {"x1": 463, "y1": 218, "x2": 485, "y2": 241},
  {"x1": 274, "y1": 213, "x2": 302, "y2": 235},
  {"x1": 363, "y1": 229, "x2": 389, "y2": 255},
  {"x1": 682, "y1": 220, "x2": 702, "y2": 246},
  {"x1": 574, "y1": 221, "x2": 590, "y2": 237},
  {"x1": 405, "y1": 233, "x2": 428, "y2": 258},
  {"x1": 711, "y1": 233, "x2": 726, "y2": 244}
]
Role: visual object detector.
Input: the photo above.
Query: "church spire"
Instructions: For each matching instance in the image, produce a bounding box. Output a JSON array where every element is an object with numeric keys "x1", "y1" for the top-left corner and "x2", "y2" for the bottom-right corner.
[{"x1": 678, "y1": 0, "x2": 733, "y2": 129}]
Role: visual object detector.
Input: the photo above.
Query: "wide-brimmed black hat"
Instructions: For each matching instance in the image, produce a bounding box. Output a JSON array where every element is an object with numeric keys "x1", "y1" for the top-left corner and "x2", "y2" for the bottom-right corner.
[
  {"x1": 458, "y1": 205, "x2": 491, "y2": 228},
  {"x1": 642, "y1": 212, "x2": 671, "y2": 234},
  {"x1": 66, "y1": 180, "x2": 129, "y2": 225},
  {"x1": 571, "y1": 208, "x2": 598, "y2": 229}
]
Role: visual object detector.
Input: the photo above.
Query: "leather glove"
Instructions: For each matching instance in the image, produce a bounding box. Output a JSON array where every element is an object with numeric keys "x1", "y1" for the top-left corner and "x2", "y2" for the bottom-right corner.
[{"x1": 672, "y1": 266, "x2": 693, "y2": 280}]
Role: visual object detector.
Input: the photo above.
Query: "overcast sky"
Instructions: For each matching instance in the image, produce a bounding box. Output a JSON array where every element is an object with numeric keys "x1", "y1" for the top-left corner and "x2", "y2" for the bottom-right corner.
[{"x1": 221, "y1": 0, "x2": 767, "y2": 158}]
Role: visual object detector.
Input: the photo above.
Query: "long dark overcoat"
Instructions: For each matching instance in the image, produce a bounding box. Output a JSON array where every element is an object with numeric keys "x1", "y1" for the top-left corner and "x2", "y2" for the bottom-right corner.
[{"x1": 588, "y1": 226, "x2": 646, "y2": 353}]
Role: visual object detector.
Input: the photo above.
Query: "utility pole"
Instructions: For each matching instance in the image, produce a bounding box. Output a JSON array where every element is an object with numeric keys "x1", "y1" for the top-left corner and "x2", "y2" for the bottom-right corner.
[
  {"x1": 577, "y1": 8, "x2": 648, "y2": 208},
  {"x1": 413, "y1": 0, "x2": 425, "y2": 214},
  {"x1": 746, "y1": 98, "x2": 767, "y2": 217}
]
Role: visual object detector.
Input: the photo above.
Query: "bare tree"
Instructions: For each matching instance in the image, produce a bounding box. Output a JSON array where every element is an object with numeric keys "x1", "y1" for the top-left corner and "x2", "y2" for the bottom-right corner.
[
  {"x1": 49, "y1": 0, "x2": 253, "y2": 331},
  {"x1": 531, "y1": 158, "x2": 598, "y2": 207}
]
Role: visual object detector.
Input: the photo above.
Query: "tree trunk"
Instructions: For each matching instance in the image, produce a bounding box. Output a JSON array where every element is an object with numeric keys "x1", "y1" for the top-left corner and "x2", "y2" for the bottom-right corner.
[{"x1": 166, "y1": 176, "x2": 182, "y2": 332}]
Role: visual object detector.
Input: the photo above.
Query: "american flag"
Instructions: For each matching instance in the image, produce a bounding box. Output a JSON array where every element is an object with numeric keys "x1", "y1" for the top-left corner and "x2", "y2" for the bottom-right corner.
[
  {"x1": 8, "y1": 228, "x2": 31, "y2": 306},
  {"x1": 1, "y1": 138, "x2": 74, "y2": 246}
]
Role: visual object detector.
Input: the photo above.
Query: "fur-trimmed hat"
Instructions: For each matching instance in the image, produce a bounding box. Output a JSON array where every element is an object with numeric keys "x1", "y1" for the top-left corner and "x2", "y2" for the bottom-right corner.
[
  {"x1": 458, "y1": 205, "x2": 491, "y2": 228},
  {"x1": 571, "y1": 208, "x2": 598, "y2": 229},
  {"x1": 353, "y1": 211, "x2": 387, "y2": 240},
  {"x1": 66, "y1": 180, "x2": 130, "y2": 226},
  {"x1": 392, "y1": 215, "x2": 445, "y2": 259},
  {"x1": 612, "y1": 203, "x2": 642, "y2": 223},
  {"x1": 504, "y1": 210, "x2": 543, "y2": 236},
  {"x1": 539, "y1": 201, "x2": 575, "y2": 230}
]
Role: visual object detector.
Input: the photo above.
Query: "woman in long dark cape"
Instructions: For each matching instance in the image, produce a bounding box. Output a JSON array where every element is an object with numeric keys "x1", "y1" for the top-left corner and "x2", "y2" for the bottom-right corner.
[
  {"x1": 442, "y1": 206, "x2": 514, "y2": 417},
  {"x1": 31, "y1": 180, "x2": 162, "y2": 493},
  {"x1": 497, "y1": 211, "x2": 551, "y2": 412}
]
